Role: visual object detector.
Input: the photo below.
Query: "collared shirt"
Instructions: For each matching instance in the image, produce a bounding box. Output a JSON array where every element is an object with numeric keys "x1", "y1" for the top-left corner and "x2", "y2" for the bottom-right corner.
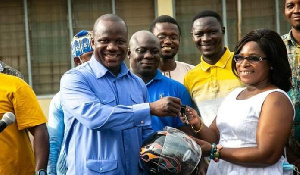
[
  {"x1": 60, "y1": 56, "x2": 154, "y2": 175},
  {"x1": 0, "y1": 60, "x2": 24, "y2": 79},
  {"x1": 184, "y1": 47, "x2": 243, "y2": 126},
  {"x1": 161, "y1": 61, "x2": 195, "y2": 84},
  {"x1": 282, "y1": 31, "x2": 300, "y2": 156},
  {"x1": 47, "y1": 92, "x2": 67, "y2": 175},
  {"x1": 146, "y1": 70, "x2": 192, "y2": 131}
]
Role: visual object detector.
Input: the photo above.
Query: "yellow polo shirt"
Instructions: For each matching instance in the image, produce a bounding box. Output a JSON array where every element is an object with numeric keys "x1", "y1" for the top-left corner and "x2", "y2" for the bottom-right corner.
[
  {"x1": 0, "y1": 73, "x2": 47, "y2": 175},
  {"x1": 184, "y1": 47, "x2": 243, "y2": 126}
]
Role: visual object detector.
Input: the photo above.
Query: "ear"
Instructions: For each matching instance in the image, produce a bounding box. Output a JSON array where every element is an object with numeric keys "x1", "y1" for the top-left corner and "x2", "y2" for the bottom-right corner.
[
  {"x1": 91, "y1": 38, "x2": 95, "y2": 49},
  {"x1": 74, "y1": 57, "x2": 81, "y2": 66},
  {"x1": 127, "y1": 48, "x2": 131, "y2": 59},
  {"x1": 191, "y1": 31, "x2": 196, "y2": 42},
  {"x1": 222, "y1": 27, "x2": 225, "y2": 35}
]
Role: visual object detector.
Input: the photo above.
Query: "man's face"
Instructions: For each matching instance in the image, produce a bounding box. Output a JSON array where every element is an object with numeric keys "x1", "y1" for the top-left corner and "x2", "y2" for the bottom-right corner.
[
  {"x1": 285, "y1": 0, "x2": 300, "y2": 31},
  {"x1": 191, "y1": 17, "x2": 224, "y2": 59},
  {"x1": 129, "y1": 33, "x2": 160, "y2": 79},
  {"x1": 92, "y1": 20, "x2": 128, "y2": 74},
  {"x1": 74, "y1": 51, "x2": 93, "y2": 66},
  {"x1": 152, "y1": 22, "x2": 180, "y2": 60}
]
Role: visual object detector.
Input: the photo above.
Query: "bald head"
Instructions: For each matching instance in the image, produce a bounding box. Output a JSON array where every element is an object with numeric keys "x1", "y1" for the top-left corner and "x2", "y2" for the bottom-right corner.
[
  {"x1": 93, "y1": 14, "x2": 128, "y2": 36},
  {"x1": 129, "y1": 30, "x2": 160, "y2": 50}
]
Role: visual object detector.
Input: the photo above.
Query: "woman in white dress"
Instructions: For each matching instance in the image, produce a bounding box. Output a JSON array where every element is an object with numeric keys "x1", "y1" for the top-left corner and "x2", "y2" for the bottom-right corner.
[{"x1": 181, "y1": 29, "x2": 294, "y2": 175}]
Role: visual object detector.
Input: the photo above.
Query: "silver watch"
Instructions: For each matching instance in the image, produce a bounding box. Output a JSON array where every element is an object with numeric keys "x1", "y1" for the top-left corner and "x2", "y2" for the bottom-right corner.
[{"x1": 36, "y1": 169, "x2": 47, "y2": 175}]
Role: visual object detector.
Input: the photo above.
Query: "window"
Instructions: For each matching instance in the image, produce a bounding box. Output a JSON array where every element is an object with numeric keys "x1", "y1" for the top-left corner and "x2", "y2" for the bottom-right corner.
[
  {"x1": 72, "y1": 0, "x2": 112, "y2": 33},
  {"x1": 240, "y1": 0, "x2": 276, "y2": 36},
  {"x1": 115, "y1": 0, "x2": 155, "y2": 38},
  {"x1": 29, "y1": 0, "x2": 70, "y2": 95},
  {"x1": 0, "y1": 0, "x2": 28, "y2": 80}
]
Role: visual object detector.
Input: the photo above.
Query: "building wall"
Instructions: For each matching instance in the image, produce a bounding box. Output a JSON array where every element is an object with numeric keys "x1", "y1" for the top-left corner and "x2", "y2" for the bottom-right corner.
[{"x1": 38, "y1": 98, "x2": 52, "y2": 119}]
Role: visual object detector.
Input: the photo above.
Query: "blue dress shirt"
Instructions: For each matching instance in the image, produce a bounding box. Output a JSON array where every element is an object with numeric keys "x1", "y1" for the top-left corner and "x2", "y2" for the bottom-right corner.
[
  {"x1": 146, "y1": 70, "x2": 192, "y2": 131},
  {"x1": 60, "y1": 56, "x2": 154, "y2": 175}
]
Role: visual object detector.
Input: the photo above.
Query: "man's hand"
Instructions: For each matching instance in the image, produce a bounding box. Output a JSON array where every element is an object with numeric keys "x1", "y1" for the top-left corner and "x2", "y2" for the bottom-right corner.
[
  {"x1": 149, "y1": 96, "x2": 181, "y2": 117},
  {"x1": 192, "y1": 157, "x2": 209, "y2": 175}
]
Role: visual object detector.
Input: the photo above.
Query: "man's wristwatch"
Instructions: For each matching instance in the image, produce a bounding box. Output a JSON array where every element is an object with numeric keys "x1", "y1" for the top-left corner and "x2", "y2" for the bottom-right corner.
[{"x1": 36, "y1": 169, "x2": 47, "y2": 175}]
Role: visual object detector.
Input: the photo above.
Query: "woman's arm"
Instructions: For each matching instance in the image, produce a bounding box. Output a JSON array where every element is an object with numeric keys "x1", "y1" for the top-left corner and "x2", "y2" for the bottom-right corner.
[{"x1": 180, "y1": 106, "x2": 219, "y2": 144}]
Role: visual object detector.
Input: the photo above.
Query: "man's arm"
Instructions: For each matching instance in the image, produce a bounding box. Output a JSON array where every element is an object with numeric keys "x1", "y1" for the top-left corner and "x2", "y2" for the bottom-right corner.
[
  {"x1": 47, "y1": 94, "x2": 65, "y2": 174},
  {"x1": 60, "y1": 70, "x2": 151, "y2": 131},
  {"x1": 28, "y1": 123, "x2": 49, "y2": 171}
]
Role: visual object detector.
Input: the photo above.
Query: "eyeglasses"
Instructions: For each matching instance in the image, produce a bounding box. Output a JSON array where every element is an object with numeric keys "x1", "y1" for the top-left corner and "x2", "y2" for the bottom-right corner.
[{"x1": 233, "y1": 55, "x2": 268, "y2": 64}]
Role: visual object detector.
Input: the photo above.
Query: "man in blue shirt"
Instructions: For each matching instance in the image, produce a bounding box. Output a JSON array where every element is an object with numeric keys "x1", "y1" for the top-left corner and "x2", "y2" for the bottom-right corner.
[
  {"x1": 128, "y1": 30, "x2": 192, "y2": 131},
  {"x1": 60, "y1": 14, "x2": 182, "y2": 175},
  {"x1": 47, "y1": 30, "x2": 93, "y2": 175}
]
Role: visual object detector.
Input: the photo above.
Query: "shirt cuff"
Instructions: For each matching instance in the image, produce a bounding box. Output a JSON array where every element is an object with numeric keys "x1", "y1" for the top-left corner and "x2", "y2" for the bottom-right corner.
[{"x1": 132, "y1": 103, "x2": 151, "y2": 126}]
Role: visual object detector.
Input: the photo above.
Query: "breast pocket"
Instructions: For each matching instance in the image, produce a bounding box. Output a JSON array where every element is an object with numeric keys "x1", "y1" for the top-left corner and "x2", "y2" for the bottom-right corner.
[
  {"x1": 130, "y1": 94, "x2": 144, "y2": 104},
  {"x1": 95, "y1": 93, "x2": 116, "y2": 106},
  {"x1": 86, "y1": 159, "x2": 118, "y2": 174}
]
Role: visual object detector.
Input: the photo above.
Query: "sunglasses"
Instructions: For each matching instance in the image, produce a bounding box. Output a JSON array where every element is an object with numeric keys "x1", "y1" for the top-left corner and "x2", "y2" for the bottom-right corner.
[{"x1": 233, "y1": 55, "x2": 268, "y2": 64}]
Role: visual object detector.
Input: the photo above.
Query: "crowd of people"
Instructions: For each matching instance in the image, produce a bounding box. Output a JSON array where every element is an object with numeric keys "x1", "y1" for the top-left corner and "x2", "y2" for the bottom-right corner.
[{"x1": 0, "y1": 0, "x2": 299, "y2": 174}]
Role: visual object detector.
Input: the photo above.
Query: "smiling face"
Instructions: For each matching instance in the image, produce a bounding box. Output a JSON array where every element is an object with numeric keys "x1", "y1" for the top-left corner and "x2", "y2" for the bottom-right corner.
[
  {"x1": 285, "y1": 0, "x2": 300, "y2": 31},
  {"x1": 191, "y1": 16, "x2": 224, "y2": 62},
  {"x1": 152, "y1": 22, "x2": 180, "y2": 60},
  {"x1": 236, "y1": 41, "x2": 271, "y2": 86},
  {"x1": 129, "y1": 32, "x2": 161, "y2": 82},
  {"x1": 92, "y1": 20, "x2": 128, "y2": 75}
]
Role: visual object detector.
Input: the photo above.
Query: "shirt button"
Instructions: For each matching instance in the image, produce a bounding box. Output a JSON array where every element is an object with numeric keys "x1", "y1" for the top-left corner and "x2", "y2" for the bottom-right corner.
[
  {"x1": 100, "y1": 168, "x2": 103, "y2": 171},
  {"x1": 141, "y1": 120, "x2": 144, "y2": 124}
]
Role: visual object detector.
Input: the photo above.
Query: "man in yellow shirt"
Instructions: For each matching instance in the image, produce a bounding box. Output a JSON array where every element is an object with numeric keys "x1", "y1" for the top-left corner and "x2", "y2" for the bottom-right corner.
[
  {"x1": 0, "y1": 74, "x2": 49, "y2": 175},
  {"x1": 184, "y1": 9, "x2": 243, "y2": 175},
  {"x1": 184, "y1": 10, "x2": 242, "y2": 127}
]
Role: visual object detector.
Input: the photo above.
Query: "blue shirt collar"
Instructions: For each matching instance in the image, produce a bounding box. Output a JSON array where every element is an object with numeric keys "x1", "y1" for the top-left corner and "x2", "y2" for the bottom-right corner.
[
  {"x1": 146, "y1": 69, "x2": 163, "y2": 86},
  {"x1": 89, "y1": 55, "x2": 130, "y2": 78}
]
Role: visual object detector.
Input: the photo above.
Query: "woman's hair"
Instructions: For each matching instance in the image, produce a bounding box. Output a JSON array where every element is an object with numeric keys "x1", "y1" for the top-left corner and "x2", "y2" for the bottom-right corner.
[{"x1": 232, "y1": 28, "x2": 292, "y2": 92}]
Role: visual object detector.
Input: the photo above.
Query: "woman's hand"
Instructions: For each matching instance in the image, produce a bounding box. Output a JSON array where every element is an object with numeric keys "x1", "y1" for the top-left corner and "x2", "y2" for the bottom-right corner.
[
  {"x1": 180, "y1": 106, "x2": 201, "y2": 126},
  {"x1": 192, "y1": 136, "x2": 212, "y2": 156}
]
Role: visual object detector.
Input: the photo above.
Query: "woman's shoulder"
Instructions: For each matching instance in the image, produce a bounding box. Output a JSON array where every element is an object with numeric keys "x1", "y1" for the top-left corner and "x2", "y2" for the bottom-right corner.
[
  {"x1": 263, "y1": 88, "x2": 295, "y2": 118},
  {"x1": 261, "y1": 88, "x2": 292, "y2": 104}
]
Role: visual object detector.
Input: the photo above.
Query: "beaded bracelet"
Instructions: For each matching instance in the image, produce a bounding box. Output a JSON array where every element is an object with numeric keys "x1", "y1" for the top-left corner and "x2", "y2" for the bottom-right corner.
[
  {"x1": 190, "y1": 117, "x2": 204, "y2": 133},
  {"x1": 210, "y1": 143, "x2": 222, "y2": 162}
]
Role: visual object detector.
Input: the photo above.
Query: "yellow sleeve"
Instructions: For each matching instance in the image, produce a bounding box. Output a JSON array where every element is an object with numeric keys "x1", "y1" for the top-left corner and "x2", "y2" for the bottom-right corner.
[{"x1": 12, "y1": 84, "x2": 47, "y2": 130}]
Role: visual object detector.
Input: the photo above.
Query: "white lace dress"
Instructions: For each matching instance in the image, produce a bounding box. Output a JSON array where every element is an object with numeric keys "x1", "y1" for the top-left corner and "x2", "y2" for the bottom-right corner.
[{"x1": 207, "y1": 87, "x2": 294, "y2": 175}]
